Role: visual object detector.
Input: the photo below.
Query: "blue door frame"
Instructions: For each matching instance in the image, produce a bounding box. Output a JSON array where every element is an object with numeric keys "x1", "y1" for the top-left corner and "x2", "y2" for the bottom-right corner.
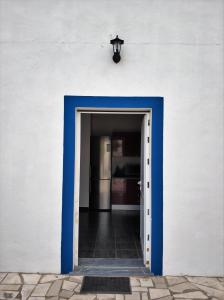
[{"x1": 61, "y1": 96, "x2": 163, "y2": 275}]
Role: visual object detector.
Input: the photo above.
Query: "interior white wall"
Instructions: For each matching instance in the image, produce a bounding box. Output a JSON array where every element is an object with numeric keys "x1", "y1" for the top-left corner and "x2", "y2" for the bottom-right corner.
[
  {"x1": 0, "y1": 0, "x2": 223, "y2": 275},
  {"x1": 80, "y1": 114, "x2": 142, "y2": 208},
  {"x1": 79, "y1": 114, "x2": 91, "y2": 207}
]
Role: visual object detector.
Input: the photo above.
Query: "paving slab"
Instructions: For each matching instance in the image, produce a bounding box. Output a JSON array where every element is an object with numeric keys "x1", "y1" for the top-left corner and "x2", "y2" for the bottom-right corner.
[
  {"x1": 60, "y1": 289, "x2": 74, "y2": 298},
  {"x1": 125, "y1": 292, "x2": 140, "y2": 300},
  {"x1": 170, "y1": 282, "x2": 199, "y2": 293},
  {"x1": 130, "y1": 278, "x2": 140, "y2": 287},
  {"x1": 187, "y1": 277, "x2": 224, "y2": 291},
  {"x1": 1, "y1": 273, "x2": 21, "y2": 284},
  {"x1": 166, "y1": 276, "x2": 187, "y2": 286},
  {"x1": 173, "y1": 291, "x2": 208, "y2": 299},
  {"x1": 97, "y1": 294, "x2": 115, "y2": 300},
  {"x1": 149, "y1": 288, "x2": 170, "y2": 299},
  {"x1": 0, "y1": 284, "x2": 20, "y2": 291},
  {"x1": 0, "y1": 273, "x2": 7, "y2": 283},
  {"x1": 0, "y1": 291, "x2": 19, "y2": 299},
  {"x1": 22, "y1": 273, "x2": 41, "y2": 284},
  {"x1": 69, "y1": 276, "x2": 83, "y2": 284},
  {"x1": 74, "y1": 284, "x2": 82, "y2": 293},
  {"x1": 47, "y1": 279, "x2": 63, "y2": 296},
  {"x1": 115, "y1": 295, "x2": 124, "y2": 300},
  {"x1": 40, "y1": 274, "x2": 67, "y2": 283},
  {"x1": 139, "y1": 278, "x2": 153, "y2": 287},
  {"x1": 141, "y1": 292, "x2": 149, "y2": 300},
  {"x1": 151, "y1": 277, "x2": 167, "y2": 288},
  {"x1": 194, "y1": 283, "x2": 224, "y2": 299},
  {"x1": 21, "y1": 284, "x2": 35, "y2": 300},
  {"x1": 31, "y1": 282, "x2": 51, "y2": 296},
  {"x1": 63, "y1": 280, "x2": 78, "y2": 291},
  {"x1": 69, "y1": 295, "x2": 96, "y2": 300},
  {"x1": 157, "y1": 297, "x2": 173, "y2": 300},
  {"x1": 131, "y1": 286, "x2": 148, "y2": 292}
]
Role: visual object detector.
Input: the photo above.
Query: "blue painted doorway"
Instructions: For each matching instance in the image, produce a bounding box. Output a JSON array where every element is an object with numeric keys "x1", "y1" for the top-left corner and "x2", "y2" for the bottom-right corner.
[{"x1": 61, "y1": 96, "x2": 163, "y2": 275}]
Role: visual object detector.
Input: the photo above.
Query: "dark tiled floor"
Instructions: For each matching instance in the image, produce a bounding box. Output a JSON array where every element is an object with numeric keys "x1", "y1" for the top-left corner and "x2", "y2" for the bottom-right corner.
[{"x1": 78, "y1": 210, "x2": 142, "y2": 259}]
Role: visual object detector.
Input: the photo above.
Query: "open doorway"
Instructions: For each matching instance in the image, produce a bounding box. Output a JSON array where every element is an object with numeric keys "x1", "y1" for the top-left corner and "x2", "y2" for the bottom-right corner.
[
  {"x1": 74, "y1": 111, "x2": 151, "y2": 274},
  {"x1": 61, "y1": 96, "x2": 163, "y2": 275}
]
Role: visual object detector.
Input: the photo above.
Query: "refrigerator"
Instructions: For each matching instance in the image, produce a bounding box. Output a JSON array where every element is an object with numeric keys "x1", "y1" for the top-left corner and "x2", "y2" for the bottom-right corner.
[{"x1": 90, "y1": 136, "x2": 111, "y2": 210}]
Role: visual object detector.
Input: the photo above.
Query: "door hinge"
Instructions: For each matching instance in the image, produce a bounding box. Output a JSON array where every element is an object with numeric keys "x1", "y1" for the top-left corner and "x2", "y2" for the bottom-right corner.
[
  {"x1": 147, "y1": 209, "x2": 150, "y2": 215},
  {"x1": 147, "y1": 158, "x2": 150, "y2": 165},
  {"x1": 147, "y1": 234, "x2": 150, "y2": 241},
  {"x1": 147, "y1": 182, "x2": 150, "y2": 188},
  {"x1": 147, "y1": 137, "x2": 150, "y2": 143},
  {"x1": 148, "y1": 120, "x2": 150, "y2": 126}
]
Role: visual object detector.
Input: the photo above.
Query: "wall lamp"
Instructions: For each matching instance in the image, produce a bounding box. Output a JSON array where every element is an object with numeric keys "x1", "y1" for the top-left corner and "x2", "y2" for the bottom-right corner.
[{"x1": 110, "y1": 35, "x2": 124, "y2": 63}]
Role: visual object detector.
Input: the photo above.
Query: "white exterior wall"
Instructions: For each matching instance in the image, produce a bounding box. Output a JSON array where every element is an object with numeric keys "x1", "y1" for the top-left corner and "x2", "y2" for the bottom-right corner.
[{"x1": 0, "y1": 0, "x2": 223, "y2": 275}]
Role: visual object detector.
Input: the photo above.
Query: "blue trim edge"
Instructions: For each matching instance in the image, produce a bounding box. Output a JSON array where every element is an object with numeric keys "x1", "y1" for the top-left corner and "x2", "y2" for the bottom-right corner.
[{"x1": 61, "y1": 96, "x2": 163, "y2": 275}]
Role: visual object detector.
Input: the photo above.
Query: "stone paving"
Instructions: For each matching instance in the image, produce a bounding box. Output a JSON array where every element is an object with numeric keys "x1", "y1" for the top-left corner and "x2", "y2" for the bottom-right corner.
[{"x1": 0, "y1": 273, "x2": 223, "y2": 300}]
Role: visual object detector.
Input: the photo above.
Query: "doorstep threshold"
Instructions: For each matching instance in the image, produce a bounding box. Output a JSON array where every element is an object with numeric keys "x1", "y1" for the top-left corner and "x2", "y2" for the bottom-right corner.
[
  {"x1": 71, "y1": 267, "x2": 152, "y2": 277},
  {"x1": 71, "y1": 258, "x2": 152, "y2": 277}
]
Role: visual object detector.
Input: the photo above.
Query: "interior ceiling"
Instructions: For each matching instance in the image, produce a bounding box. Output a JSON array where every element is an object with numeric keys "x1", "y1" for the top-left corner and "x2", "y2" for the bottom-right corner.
[{"x1": 91, "y1": 113, "x2": 143, "y2": 135}]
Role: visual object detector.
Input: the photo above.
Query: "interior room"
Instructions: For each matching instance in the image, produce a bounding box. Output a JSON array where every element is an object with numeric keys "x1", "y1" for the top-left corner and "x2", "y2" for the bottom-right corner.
[{"x1": 78, "y1": 113, "x2": 143, "y2": 263}]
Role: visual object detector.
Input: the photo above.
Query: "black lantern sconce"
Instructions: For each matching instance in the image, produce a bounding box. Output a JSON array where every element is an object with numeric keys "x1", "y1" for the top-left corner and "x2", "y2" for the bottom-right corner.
[{"x1": 110, "y1": 35, "x2": 124, "y2": 63}]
